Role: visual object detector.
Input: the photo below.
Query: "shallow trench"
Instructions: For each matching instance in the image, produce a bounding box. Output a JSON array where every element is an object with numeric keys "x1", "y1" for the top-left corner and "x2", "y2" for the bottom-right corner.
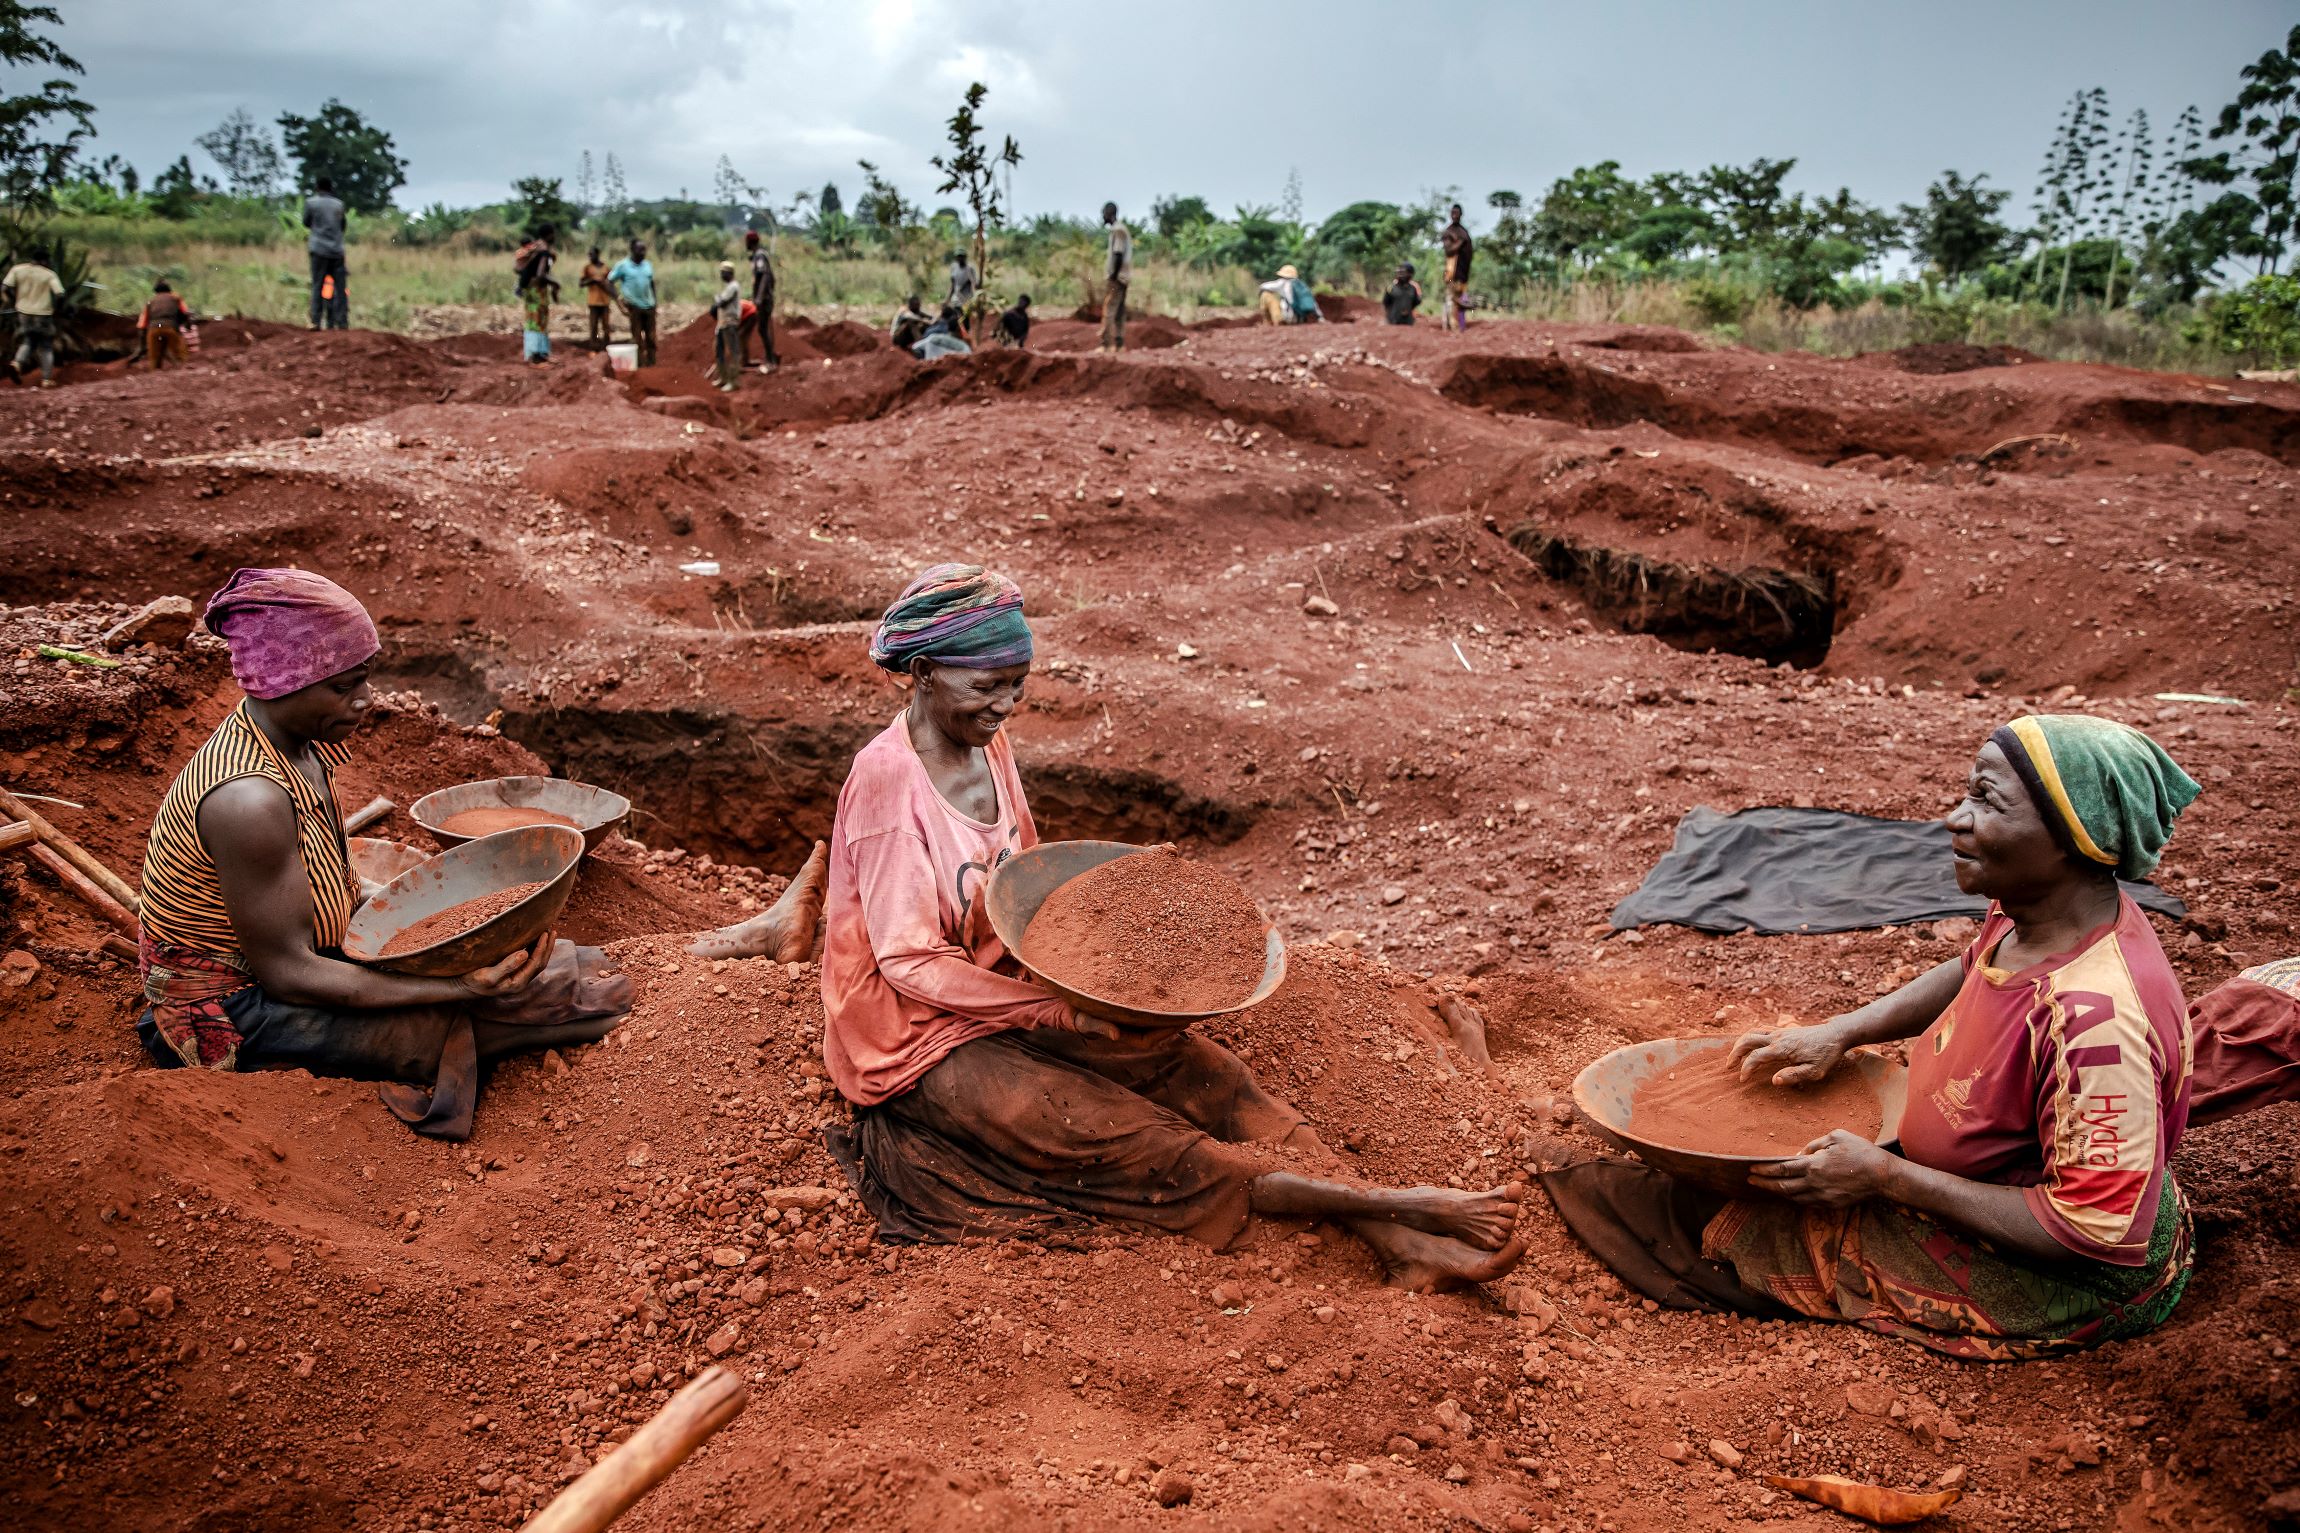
[
  {"x1": 497, "y1": 705, "x2": 1265, "y2": 869},
  {"x1": 1505, "y1": 524, "x2": 1837, "y2": 667}
]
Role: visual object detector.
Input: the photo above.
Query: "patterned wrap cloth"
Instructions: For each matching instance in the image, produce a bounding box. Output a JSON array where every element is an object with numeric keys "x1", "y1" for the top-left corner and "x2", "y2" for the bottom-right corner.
[
  {"x1": 203, "y1": 567, "x2": 380, "y2": 699},
  {"x1": 867, "y1": 563, "x2": 1033, "y2": 673},
  {"x1": 1991, "y1": 714, "x2": 2200, "y2": 880},
  {"x1": 139, "y1": 933, "x2": 254, "y2": 1070}
]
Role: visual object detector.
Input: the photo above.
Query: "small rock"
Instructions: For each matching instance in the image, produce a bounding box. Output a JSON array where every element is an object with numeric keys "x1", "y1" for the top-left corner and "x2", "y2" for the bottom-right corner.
[
  {"x1": 704, "y1": 1322, "x2": 741, "y2": 1358},
  {"x1": 99, "y1": 596, "x2": 197, "y2": 652},
  {"x1": 1938, "y1": 1465, "x2": 1969, "y2": 1491},
  {"x1": 545, "y1": 1049, "x2": 569, "y2": 1076},
  {"x1": 1443, "y1": 1463, "x2": 1469, "y2": 1484},
  {"x1": 1380, "y1": 884, "x2": 1407, "y2": 906},
  {"x1": 1302, "y1": 595, "x2": 1340, "y2": 617},
  {"x1": 0, "y1": 951, "x2": 39, "y2": 988},
  {"x1": 1659, "y1": 1441, "x2": 1690, "y2": 1465},
  {"x1": 1387, "y1": 1434, "x2": 1419, "y2": 1456},
  {"x1": 1209, "y1": 1281, "x2": 1246, "y2": 1309},
  {"x1": 1344, "y1": 1462, "x2": 1373, "y2": 1482},
  {"x1": 260, "y1": 1244, "x2": 293, "y2": 1273},
  {"x1": 711, "y1": 1247, "x2": 748, "y2": 1268},
  {"x1": 1845, "y1": 1380, "x2": 1896, "y2": 1417},
  {"x1": 1432, "y1": 1398, "x2": 1469, "y2": 1435},
  {"x1": 628, "y1": 1362, "x2": 657, "y2": 1388},
  {"x1": 1150, "y1": 1467, "x2": 1193, "y2": 1507},
  {"x1": 401, "y1": 1210, "x2": 423, "y2": 1232},
  {"x1": 141, "y1": 1286, "x2": 176, "y2": 1320},
  {"x1": 1176, "y1": 642, "x2": 1199, "y2": 660},
  {"x1": 1324, "y1": 930, "x2": 1363, "y2": 949},
  {"x1": 1707, "y1": 1439, "x2": 1743, "y2": 1470},
  {"x1": 19, "y1": 1296, "x2": 64, "y2": 1331},
  {"x1": 626, "y1": 1144, "x2": 651, "y2": 1169}
]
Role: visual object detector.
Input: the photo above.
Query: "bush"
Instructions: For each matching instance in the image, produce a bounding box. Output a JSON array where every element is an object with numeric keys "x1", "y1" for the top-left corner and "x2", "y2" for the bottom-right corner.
[
  {"x1": 1682, "y1": 274, "x2": 1754, "y2": 326},
  {"x1": 2187, "y1": 273, "x2": 2300, "y2": 366},
  {"x1": 668, "y1": 227, "x2": 730, "y2": 262}
]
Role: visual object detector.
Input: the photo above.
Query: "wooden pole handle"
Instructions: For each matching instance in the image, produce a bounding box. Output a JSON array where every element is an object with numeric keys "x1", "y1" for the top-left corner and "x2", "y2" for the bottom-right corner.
[
  {"x1": 28, "y1": 844, "x2": 140, "y2": 938},
  {"x1": 521, "y1": 1366, "x2": 748, "y2": 1533},
  {"x1": 0, "y1": 821, "x2": 33, "y2": 854},
  {"x1": 0, "y1": 787, "x2": 141, "y2": 914},
  {"x1": 342, "y1": 796, "x2": 395, "y2": 836}
]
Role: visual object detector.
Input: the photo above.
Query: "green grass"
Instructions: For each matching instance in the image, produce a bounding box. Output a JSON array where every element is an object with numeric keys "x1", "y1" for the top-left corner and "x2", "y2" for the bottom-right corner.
[{"x1": 58, "y1": 215, "x2": 2242, "y2": 374}]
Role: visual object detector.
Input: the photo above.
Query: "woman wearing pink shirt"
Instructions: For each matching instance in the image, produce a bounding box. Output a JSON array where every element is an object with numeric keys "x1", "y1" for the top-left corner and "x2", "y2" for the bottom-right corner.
[{"x1": 813, "y1": 564, "x2": 1531, "y2": 1289}]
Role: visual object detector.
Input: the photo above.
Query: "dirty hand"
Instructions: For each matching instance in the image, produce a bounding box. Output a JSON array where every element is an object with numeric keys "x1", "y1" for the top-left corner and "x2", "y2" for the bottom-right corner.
[
  {"x1": 458, "y1": 927, "x2": 558, "y2": 999},
  {"x1": 1067, "y1": 1009, "x2": 1125, "y2": 1041},
  {"x1": 1747, "y1": 1130, "x2": 1893, "y2": 1207},
  {"x1": 1728, "y1": 1018, "x2": 1850, "y2": 1086}
]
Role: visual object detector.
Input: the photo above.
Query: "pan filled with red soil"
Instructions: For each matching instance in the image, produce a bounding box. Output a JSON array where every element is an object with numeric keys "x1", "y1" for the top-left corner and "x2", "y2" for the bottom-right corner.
[
  {"x1": 411, "y1": 774, "x2": 630, "y2": 854},
  {"x1": 341, "y1": 823, "x2": 583, "y2": 976},
  {"x1": 1573, "y1": 1037, "x2": 1907, "y2": 1196},
  {"x1": 988, "y1": 841, "x2": 1285, "y2": 1029}
]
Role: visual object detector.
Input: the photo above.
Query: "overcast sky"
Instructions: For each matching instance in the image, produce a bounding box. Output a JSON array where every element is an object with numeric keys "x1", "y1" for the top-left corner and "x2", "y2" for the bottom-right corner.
[{"x1": 38, "y1": 1, "x2": 2296, "y2": 228}]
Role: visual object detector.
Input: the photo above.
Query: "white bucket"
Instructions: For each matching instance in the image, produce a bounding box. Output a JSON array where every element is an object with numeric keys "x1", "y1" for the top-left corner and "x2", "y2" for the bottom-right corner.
[{"x1": 606, "y1": 342, "x2": 638, "y2": 374}]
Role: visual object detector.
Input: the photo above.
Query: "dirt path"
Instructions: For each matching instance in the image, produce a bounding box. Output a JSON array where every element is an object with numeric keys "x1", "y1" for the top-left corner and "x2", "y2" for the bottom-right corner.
[{"x1": 1, "y1": 313, "x2": 2294, "y2": 1531}]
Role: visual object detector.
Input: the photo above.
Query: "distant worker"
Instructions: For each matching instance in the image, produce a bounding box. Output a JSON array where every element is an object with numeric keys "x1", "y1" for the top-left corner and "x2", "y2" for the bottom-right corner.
[
  {"x1": 579, "y1": 246, "x2": 614, "y2": 351},
  {"x1": 607, "y1": 238, "x2": 658, "y2": 368},
  {"x1": 744, "y1": 229, "x2": 779, "y2": 372},
  {"x1": 303, "y1": 175, "x2": 349, "y2": 331},
  {"x1": 1440, "y1": 203, "x2": 1473, "y2": 333},
  {"x1": 1098, "y1": 201, "x2": 1131, "y2": 355},
  {"x1": 946, "y1": 250, "x2": 978, "y2": 314},
  {"x1": 914, "y1": 303, "x2": 972, "y2": 361},
  {"x1": 1383, "y1": 262, "x2": 1423, "y2": 325},
  {"x1": 889, "y1": 293, "x2": 932, "y2": 352},
  {"x1": 994, "y1": 293, "x2": 1031, "y2": 349},
  {"x1": 137, "y1": 278, "x2": 196, "y2": 369},
  {"x1": 1258, "y1": 264, "x2": 1322, "y2": 326},
  {"x1": 515, "y1": 225, "x2": 559, "y2": 365},
  {"x1": 711, "y1": 261, "x2": 744, "y2": 391},
  {"x1": 4, "y1": 246, "x2": 67, "y2": 387}
]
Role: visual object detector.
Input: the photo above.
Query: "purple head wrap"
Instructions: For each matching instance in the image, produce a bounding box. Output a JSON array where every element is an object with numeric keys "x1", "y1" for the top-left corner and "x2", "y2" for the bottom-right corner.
[
  {"x1": 203, "y1": 567, "x2": 380, "y2": 700},
  {"x1": 868, "y1": 563, "x2": 1033, "y2": 673}
]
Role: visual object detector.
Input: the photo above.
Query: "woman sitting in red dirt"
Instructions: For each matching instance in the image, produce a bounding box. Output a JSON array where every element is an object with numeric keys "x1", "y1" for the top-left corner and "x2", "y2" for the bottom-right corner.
[
  {"x1": 134, "y1": 568, "x2": 631, "y2": 1139},
  {"x1": 1539, "y1": 715, "x2": 2207, "y2": 1358},
  {"x1": 798, "y1": 563, "x2": 1530, "y2": 1287}
]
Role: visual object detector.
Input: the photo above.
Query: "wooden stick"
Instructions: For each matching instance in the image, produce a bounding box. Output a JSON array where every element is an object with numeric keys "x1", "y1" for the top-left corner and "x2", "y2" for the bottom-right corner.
[
  {"x1": 0, "y1": 787, "x2": 141, "y2": 915},
  {"x1": 28, "y1": 844, "x2": 140, "y2": 937},
  {"x1": 341, "y1": 796, "x2": 394, "y2": 836},
  {"x1": 521, "y1": 1366, "x2": 748, "y2": 1533},
  {"x1": 0, "y1": 821, "x2": 33, "y2": 854}
]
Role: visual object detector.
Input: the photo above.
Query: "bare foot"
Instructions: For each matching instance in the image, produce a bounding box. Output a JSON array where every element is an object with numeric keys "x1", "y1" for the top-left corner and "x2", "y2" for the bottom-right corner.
[
  {"x1": 1373, "y1": 1181, "x2": 1526, "y2": 1249},
  {"x1": 1434, "y1": 995, "x2": 1494, "y2": 1068},
  {"x1": 1372, "y1": 1228, "x2": 1531, "y2": 1292},
  {"x1": 688, "y1": 840, "x2": 828, "y2": 960}
]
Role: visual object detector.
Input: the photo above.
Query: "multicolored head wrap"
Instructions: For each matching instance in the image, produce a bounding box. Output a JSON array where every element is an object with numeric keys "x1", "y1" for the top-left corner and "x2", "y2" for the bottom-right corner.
[
  {"x1": 1989, "y1": 714, "x2": 2200, "y2": 881},
  {"x1": 203, "y1": 567, "x2": 380, "y2": 700},
  {"x1": 869, "y1": 563, "x2": 1034, "y2": 674}
]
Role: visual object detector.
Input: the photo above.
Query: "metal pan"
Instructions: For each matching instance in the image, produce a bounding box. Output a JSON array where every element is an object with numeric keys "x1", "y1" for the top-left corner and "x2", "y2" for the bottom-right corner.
[
  {"x1": 341, "y1": 824, "x2": 584, "y2": 977},
  {"x1": 410, "y1": 776, "x2": 630, "y2": 856}
]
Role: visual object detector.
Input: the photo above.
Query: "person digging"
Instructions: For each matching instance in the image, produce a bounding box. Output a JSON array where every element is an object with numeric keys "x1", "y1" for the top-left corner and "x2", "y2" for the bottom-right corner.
[{"x1": 716, "y1": 563, "x2": 1530, "y2": 1289}]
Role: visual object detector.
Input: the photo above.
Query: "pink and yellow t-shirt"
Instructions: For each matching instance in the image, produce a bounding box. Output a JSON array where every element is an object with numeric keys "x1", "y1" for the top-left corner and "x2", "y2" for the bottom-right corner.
[
  {"x1": 1897, "y1": 896, "x2": 2190, "y2": 1265},
  {"x1": 820, "y1": 715, "x2": 1072, "y2": 1106}
]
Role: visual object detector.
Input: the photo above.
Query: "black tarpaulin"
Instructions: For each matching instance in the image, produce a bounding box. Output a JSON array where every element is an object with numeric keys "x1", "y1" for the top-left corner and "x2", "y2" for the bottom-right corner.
[{"x1": 1609, "y1": 805, "x2": 2186, "y2": 936}]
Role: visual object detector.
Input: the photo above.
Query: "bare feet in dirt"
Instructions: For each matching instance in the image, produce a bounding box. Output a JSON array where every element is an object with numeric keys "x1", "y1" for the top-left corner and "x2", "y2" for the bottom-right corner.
[
  {"x1": 1374, "y1": 1228, "x2": 1531, "y2": 1292},
  {"x1": 689, "y1": 840, "x2": 828, "y2": 961},
  {"x1": 1376, "y1": 1181, "x2": 1526, "y2": 1248},
  {"x1": 1434, "y1": 995, "x2": 1494, "y2": 1068}
]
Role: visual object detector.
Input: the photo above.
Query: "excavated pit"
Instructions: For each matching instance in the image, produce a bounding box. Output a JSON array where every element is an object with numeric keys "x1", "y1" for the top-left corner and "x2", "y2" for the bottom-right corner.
[
  {"x1": 1507, "y1": 523, "x2": 1837, "y2": 667},
  {"x1": 499, "y1": 707, "x2": 1263, "y2": 869}
]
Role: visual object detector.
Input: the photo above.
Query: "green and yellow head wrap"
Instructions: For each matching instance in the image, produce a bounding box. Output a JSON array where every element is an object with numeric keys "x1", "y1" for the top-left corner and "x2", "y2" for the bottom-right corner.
[{"x1": 1989, "y1": 714, "x2": 2201, "y2": 881}]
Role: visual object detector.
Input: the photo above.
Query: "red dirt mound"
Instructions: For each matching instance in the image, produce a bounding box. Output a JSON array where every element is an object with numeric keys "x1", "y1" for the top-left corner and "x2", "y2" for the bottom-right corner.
[
  {"x1": 1860, "y1": 342, "x2": 2041, "y2": 375},
  {"x1": 1314, "y1": 293, "x2": 1377, "y2": 323}
]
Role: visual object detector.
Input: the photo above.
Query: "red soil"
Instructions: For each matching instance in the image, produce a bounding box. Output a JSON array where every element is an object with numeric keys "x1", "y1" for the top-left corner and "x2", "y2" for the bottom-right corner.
[
  {"x1": 436, "y1": 806, "x2": 584, "y2": 838},
  {"x1": 2, "y1": 309, "x2": 2297, "y2": 1530},
  {"x1": 1021, "y1": 848, "x2": 1267, "y2": 1013},
  {"x1": 376, "y1": 881, "x2": 548, "y2": 958},
  {"x1": 1626, "y1": 1043, "x2": 1883, "y2": 1157}
]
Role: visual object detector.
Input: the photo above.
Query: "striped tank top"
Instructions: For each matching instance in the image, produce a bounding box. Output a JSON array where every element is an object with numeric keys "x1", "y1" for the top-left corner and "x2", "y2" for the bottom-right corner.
[{"x1": 140, "y1": 700, "x2": 356, "y2": 970}]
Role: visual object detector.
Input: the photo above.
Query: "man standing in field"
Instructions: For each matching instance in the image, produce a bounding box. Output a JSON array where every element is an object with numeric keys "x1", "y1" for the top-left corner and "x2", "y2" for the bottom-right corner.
[
  {"x1": 1440, "y1": 203, "x2": 1472, "y2": 333},
  {"x1": 303, "y1": 176, "x2": 349, "y2": 331},
  {"x1": 744, "y1": 229, "x2": 779, "y2": 372},
  {"x1": 4, "y1": 247, "x2": 66, "y2": 387},
  {"x1": 137, "y1": 279, "x2": 195, "y2": 369},
  {"x1": 580, "y1": 246, "x2": 614, "y2": 351},
  {"x1": 608, "y1": 239, "x2": 658, "y2": 368},
  {"x1": 1098, "y1": 202, "x2": 1132, "y2": 355}
]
